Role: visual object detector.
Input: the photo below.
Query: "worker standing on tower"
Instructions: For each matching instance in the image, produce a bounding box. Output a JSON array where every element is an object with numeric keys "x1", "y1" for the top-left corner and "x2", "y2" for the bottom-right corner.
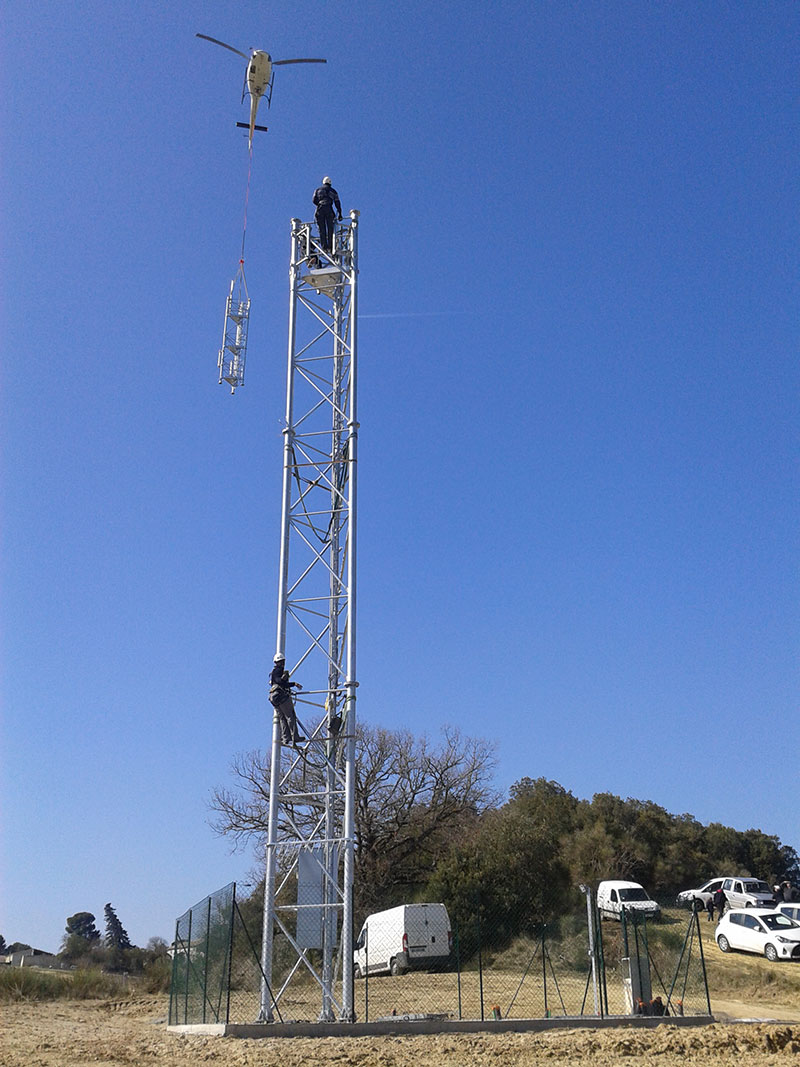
[
  {"x1": 269, "y1": 653, "x2": 304, "y2": 745},
  {"x1": 313, "y1": 177, "x2": 342, "y2": 255}
]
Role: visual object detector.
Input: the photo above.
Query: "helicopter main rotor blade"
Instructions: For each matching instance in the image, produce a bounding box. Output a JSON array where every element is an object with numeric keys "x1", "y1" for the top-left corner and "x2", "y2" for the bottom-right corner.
[
  {"x1": 272, "y1": 58, "x2": 327, "y2": 65},
  {"x1": 196, "y1": 33, "x2": 249, "y2": 60}
]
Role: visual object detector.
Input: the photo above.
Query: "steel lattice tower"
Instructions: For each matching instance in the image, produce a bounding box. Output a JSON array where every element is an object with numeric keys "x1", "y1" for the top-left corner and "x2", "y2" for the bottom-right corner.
[{"x1": 260, "y1": 212, "x2": 359, "y2": 1023}]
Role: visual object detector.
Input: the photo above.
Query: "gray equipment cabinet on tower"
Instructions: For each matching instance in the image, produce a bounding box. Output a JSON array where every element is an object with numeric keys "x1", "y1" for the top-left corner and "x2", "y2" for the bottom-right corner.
[{"x1": 260, "y1": 212, "x2": 359, "y2": 1023}]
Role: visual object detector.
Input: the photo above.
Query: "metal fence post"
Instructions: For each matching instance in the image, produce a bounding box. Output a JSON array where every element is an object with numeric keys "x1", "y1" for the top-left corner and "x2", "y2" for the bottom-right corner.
[
  {"x1": 364, "y1": 925, "x2": 369, "y2": 1022},
  {"x1": 226, "y1": 885, "x2": 236, "y2": 1024},
  {"x1": 477, "y1": 909, "x2": 485, "y2": 1022},
  {"x1": 620, "y1": 905, "x2": 629, "y2": 957},
  {"x1": 455, "y1": 925, "x2": 462, "y2": 1021},
  {"x1": 184, "y1": 907, "x2": 193, "y2": 1025},
  {"x1": 203, "y1": 897, "x2": 212, "y2": 1023},
  {"x1": 169, "y1": 918, "x2": 180, "y2": 1025},
  {"x1": 478, "y1": 944, "x2": 485, "y2": 1021},
  {"x1": 542, "y1": 928, "x2": 548, "y2": 1017},
  {"x1": 596, "y1": 905, "x2": 609, "y2": 1016},
  {"x1": 694, "y1": 906, "x2": 712, "y2": 1015},
  {"x1": 580, "y1": 884, "x2": 601, "y2": 1016}
]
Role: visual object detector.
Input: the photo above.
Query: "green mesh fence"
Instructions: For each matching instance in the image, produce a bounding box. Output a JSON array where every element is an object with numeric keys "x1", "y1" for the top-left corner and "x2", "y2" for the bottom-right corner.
[
  {"x1": 600, "y1": 907, "x2": 712, "y2": 1018},
  {"x1": 169, "y1": 883, "x2": 262, "y2": 1025},
  {"x1": 170, "y1": 886, "x2": 711, "y2": 1025}
]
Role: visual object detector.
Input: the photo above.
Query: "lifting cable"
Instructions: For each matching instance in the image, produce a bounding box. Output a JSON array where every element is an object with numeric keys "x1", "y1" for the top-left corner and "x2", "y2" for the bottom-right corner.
[{"x1": 240, "y1": 142, "x2": 253, "y2": 264}]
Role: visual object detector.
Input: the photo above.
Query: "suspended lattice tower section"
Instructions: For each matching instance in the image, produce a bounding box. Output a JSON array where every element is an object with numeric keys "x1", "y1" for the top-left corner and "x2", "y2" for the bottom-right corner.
[
  {"x1": 218, "y1": 261, "x2": 250, "y2": 394},
  {"x1": 260, "y1": 212, "x2": 360, "y2": 1023}
]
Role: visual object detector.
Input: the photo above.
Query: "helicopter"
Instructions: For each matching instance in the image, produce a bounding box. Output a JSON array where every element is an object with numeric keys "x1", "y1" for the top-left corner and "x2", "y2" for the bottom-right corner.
[{"x1": 197, "y1": 33, "x2": 327, "y2": 148}]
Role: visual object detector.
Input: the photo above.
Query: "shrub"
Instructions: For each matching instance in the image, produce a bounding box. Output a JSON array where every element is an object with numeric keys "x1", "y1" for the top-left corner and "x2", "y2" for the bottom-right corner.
[
  {"x1": 0, "y1": 966, "x2": 127, "y2": 1002},
  {"x1": 141, "y1": 956, "x2": 172, "y2": 993},
  {"x1": 0, "y1": 968, "x2": 66, "y2": 1001},
  {"x1": 70, "y1": 969, "x2": 129, "y2": 999}
]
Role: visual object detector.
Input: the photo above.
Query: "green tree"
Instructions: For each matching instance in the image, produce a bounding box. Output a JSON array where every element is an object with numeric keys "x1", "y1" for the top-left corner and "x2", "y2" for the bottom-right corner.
[
  {"x1": 652, "y1": 814, "x2": 706, "y2": 891},
  {"x1": 703, "y1": 822, "x2": 748, "y2": 873},
  {"x1": 778, "y1": 844, "x2": 800, "y2": 884},
  {"x1": 211, "y1": 723, "x2": 497, "y2": 914},
  {"x1": 428, "y1": 779, "x2": 573, "y2": 959},
  {"x1": 565, "y1": 820, "x2": 626, "y2": 883},
  {"x1": 0, "y1": 934, "x2": 6, "y2": 954},
  {"x1": 103, "y1": 903, "x2": 133, "y2": 971},
  {"x1": 62, "y1": 912, "x2": 101, "y2": 961},
  {"x1": 509, "y1": 777, "x2": 580, "y2": 837},
  {"x1": 103, "y1": 904, "x2": 132, "y2": 951},
  {"x1": 65, "y1": 912, "x2": 100, "y2": 942}
]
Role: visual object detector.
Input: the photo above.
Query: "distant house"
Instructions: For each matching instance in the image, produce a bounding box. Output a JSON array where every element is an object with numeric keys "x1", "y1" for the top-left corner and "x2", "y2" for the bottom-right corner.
[{"x1": 3, "y1": 949, "x2": 65, "y2": 969}]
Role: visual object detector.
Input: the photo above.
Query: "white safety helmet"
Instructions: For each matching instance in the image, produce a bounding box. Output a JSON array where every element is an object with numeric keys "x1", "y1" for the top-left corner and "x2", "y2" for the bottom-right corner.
[
  {"x1": 274, "y1": 652, "x2": 285, "y2": 663},
  {"x1": 322, "y1": 176, "x2": 332, "y2": 184}
]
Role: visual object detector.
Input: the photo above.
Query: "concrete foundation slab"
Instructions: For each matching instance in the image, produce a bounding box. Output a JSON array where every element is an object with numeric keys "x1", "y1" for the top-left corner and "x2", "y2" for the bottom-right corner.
[{"x1": 169, "y1": 1014, "x2": 715, "y2": 1039}]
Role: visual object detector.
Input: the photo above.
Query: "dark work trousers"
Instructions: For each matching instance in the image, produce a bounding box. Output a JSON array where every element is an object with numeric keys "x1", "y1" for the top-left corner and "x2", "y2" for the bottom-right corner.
[
  {"x1": 315, "y1": 207, "x2": 336, "y2": 253},
  {"x1": 275, "y1": 697, "x2": 300, "y2": 745}
]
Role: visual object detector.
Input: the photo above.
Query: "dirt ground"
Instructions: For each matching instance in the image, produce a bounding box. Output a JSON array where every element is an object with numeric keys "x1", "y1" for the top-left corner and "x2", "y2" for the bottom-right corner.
[{"x1": 2, "y1": 996, "x2": 800, "y2": 1067}]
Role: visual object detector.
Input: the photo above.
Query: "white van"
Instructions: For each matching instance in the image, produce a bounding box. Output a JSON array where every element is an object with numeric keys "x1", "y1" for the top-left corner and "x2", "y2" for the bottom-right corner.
[
  {"x1": 597, "y1": 880, "x2": 661, "y2": 921},
  {"x1": 353, "y1": 903, "x2": 452, "y2": 977}
]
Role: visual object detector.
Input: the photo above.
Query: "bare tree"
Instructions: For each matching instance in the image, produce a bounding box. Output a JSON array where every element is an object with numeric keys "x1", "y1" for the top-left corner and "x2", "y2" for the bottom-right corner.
[{"x1": 210, "y1": 723, "x2": 497, "y2": 912}]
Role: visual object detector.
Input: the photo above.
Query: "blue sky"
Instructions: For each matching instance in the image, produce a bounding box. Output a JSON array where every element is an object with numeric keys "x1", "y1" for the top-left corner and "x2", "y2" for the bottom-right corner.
[{"x1": 2, "y1": 0, "x2": 797, "y2": 952}]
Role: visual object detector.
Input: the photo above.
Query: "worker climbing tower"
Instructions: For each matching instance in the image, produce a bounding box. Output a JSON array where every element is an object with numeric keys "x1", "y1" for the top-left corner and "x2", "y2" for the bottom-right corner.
[{"x1": 260, "y1": 212, "x2": 360, "y2": 1023}]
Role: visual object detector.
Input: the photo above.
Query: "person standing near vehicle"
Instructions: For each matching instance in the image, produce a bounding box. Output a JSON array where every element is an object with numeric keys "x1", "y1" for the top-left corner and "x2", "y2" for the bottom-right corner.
[
  {"x1": 713, "y1": 885, "x2": 726, "y2": 919},
  {"x1": 705, "y1": 896, "x2": 715, "y2": 922},
  {"x1": 269, "y1": 653, "x2": 304, "y2": 746},
  {"x1": 312, "y1": 176, "x2": 342, "y2": 254}
]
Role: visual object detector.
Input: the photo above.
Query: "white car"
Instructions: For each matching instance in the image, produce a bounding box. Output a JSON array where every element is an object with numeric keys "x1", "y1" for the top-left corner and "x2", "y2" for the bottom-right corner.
[
  {"x1": 676, "y1": 878, "x2": 725, "y2": 910},
  {"x1": 776, "y1": 903, "x2": 800, "y2": 924},
  {"x1": 716, "y1": 908, "x2": 800, "y2": 962}
]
